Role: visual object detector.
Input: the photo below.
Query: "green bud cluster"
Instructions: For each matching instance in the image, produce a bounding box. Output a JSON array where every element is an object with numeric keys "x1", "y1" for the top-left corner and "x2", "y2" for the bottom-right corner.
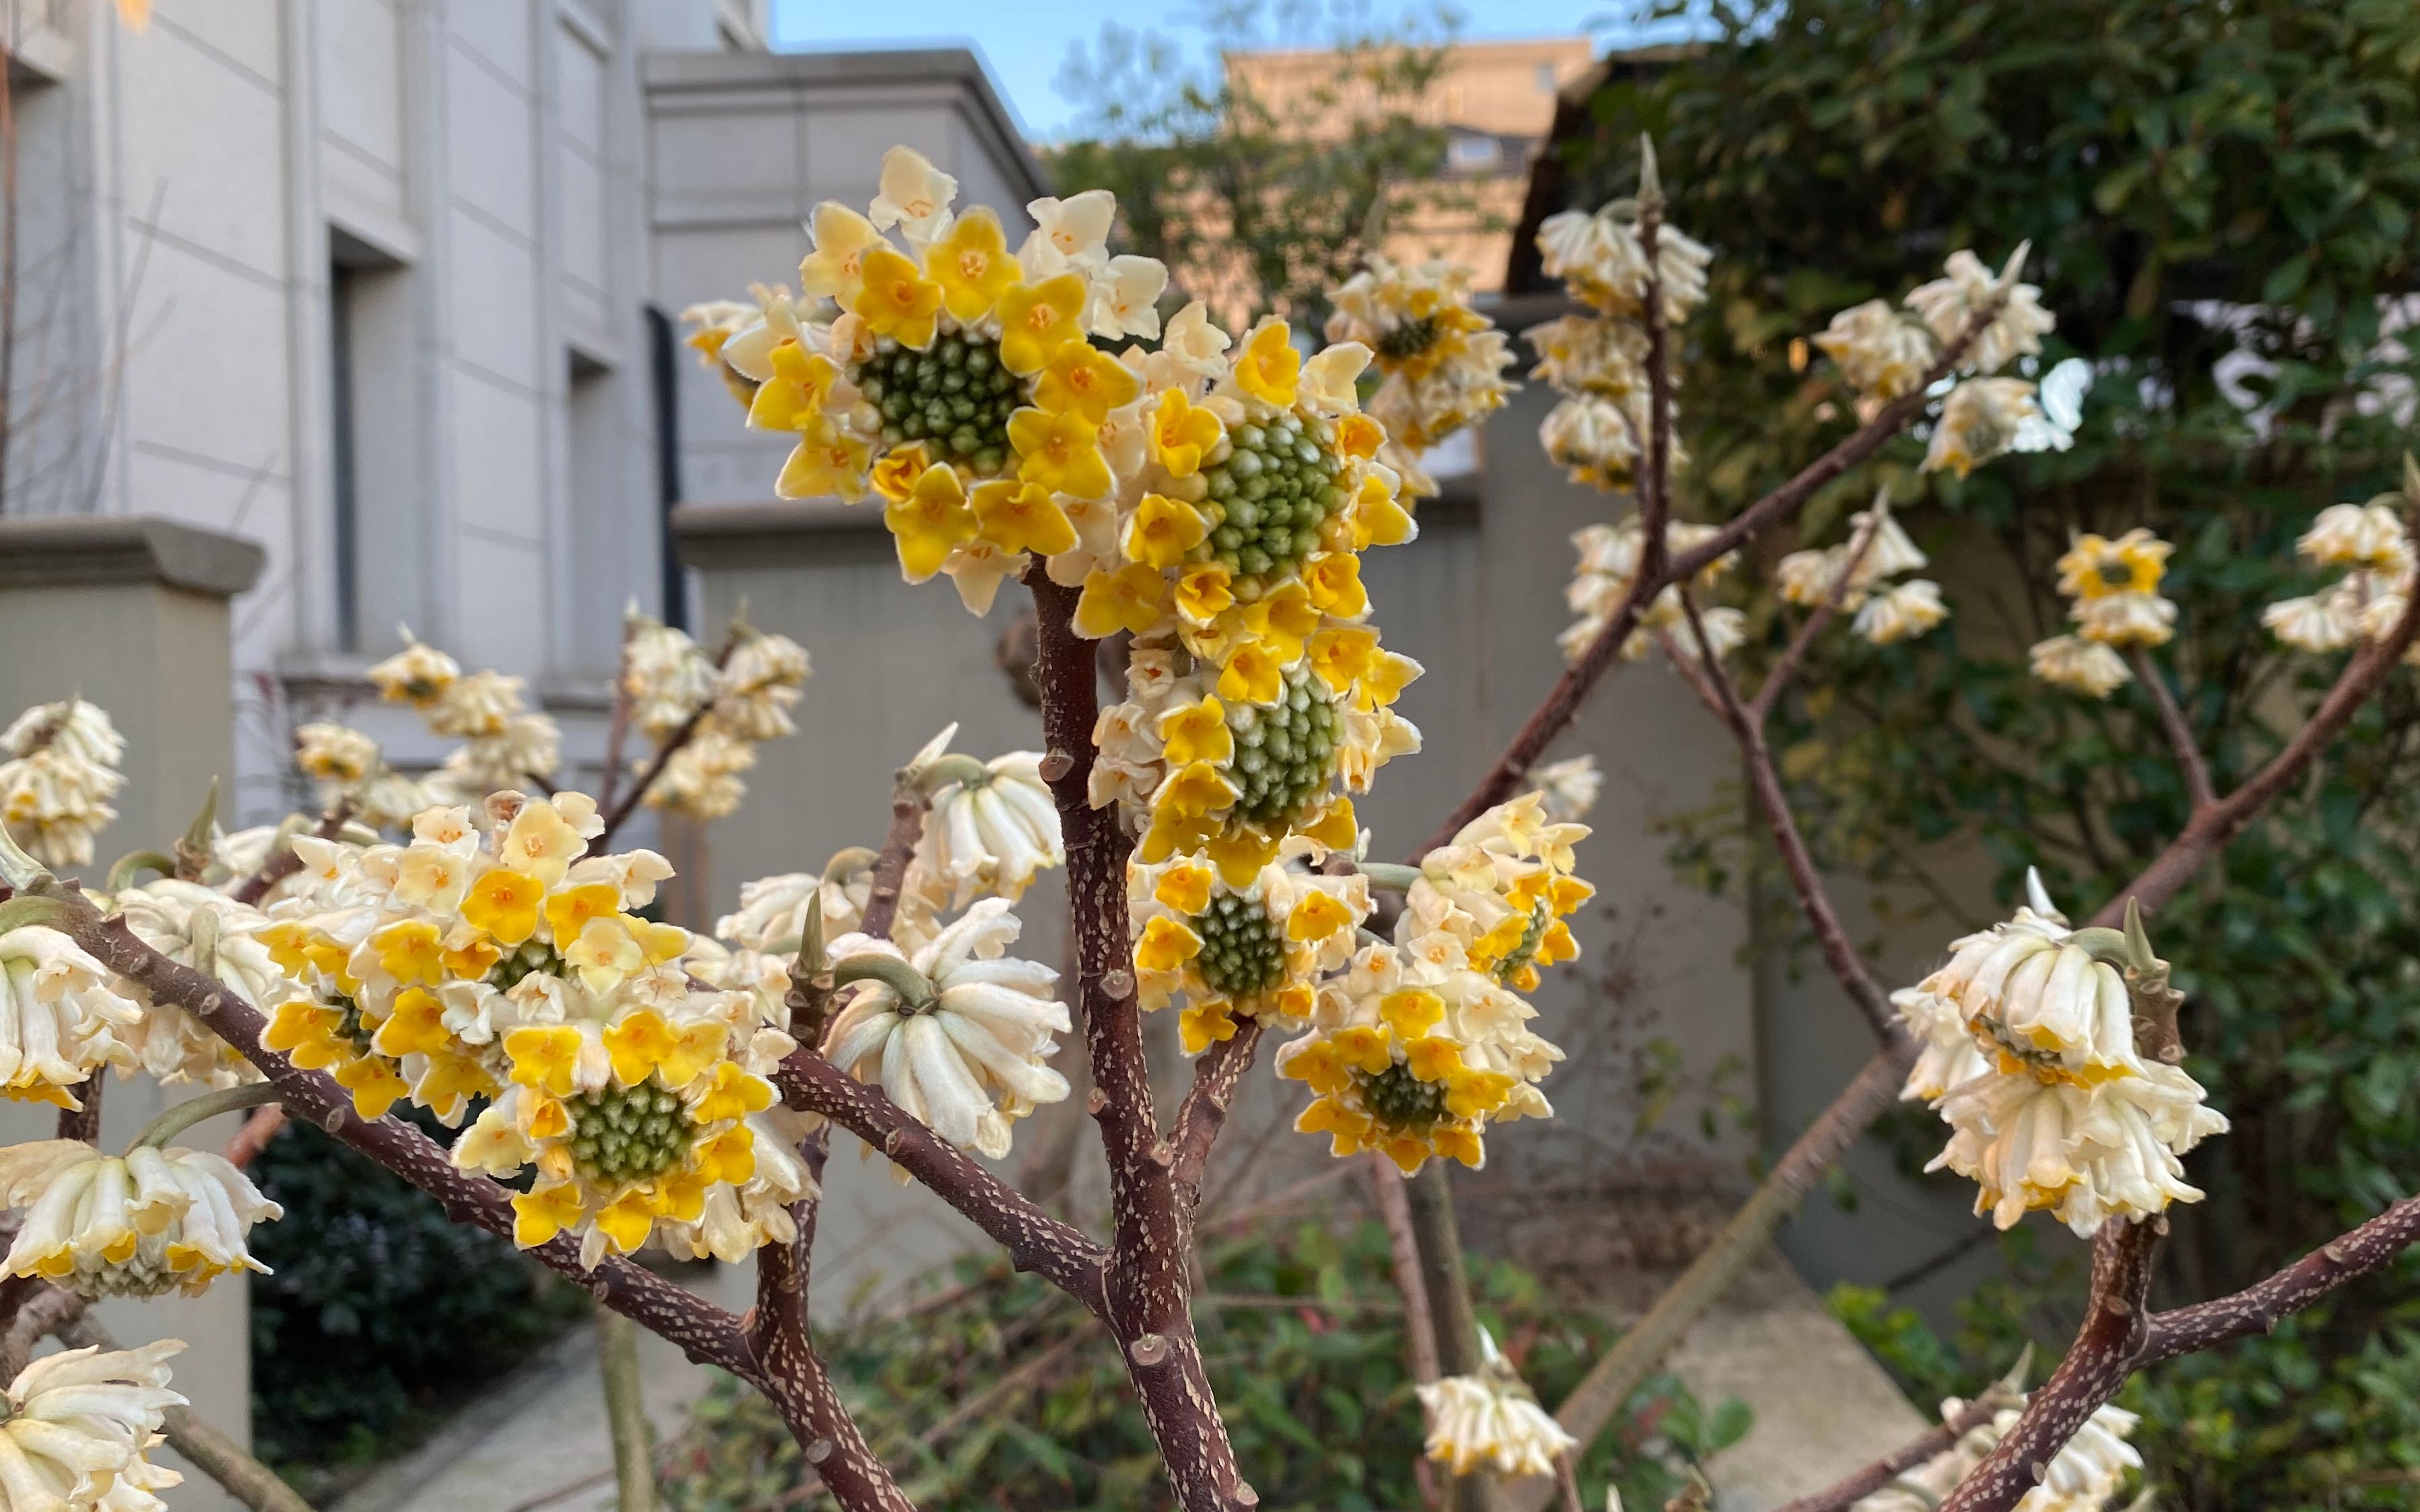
[
  {"x1": 1357, "y1": 1061, "x2": 1450, "y2": 1132},
  {"x1": 331, "y1": 994, "x2": 377, "y2": 1056},
  {"x1": 1191, "y1": 894, "x2": 1288, "y2": 998},
  {"x1": 1375, "y1": 315, "x2": 1444, "y2": 364},
  {"x1": 1195, "y1": 403, "x2": 1349, "y2": 589},
  {"x1": 65, "y1": 1245, "x2": 179, "y2": 1301},
  {"x1": 1225, "y1": 665, "x2": 1342, "y2": 830},
  {"x1": 855, "y1": 332, "x2": 1025, "y2": 475},
  {"x1": 568, "y1": 1082, "x2": 694, "y2": 1187},
  {"x1": 489, "y1": 940, "x2": 566, "y2": 990}
]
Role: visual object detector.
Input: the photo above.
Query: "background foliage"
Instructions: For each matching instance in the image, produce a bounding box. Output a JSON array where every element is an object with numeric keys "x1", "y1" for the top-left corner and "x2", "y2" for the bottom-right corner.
[
  {"x1": 661, "y1": 1216, "x2": 1744, "y2": 1512},
  {"x1": 1562, "y1": 1, "x2": 2420, "y2": 1505},
  {"x1": 248, "y1": 1110, "x2": 585, "y2": 1501}
]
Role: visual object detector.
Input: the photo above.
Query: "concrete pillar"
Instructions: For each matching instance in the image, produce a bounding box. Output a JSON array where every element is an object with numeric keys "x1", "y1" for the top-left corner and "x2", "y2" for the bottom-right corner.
[{"x1": 0, "y1": 515, "x2": 266, "y2": 1512}]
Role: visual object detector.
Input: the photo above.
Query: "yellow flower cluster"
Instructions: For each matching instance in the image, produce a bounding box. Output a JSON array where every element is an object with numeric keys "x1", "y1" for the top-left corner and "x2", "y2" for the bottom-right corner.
[
  {"x1": 1324, "y1": 257, "x2": 1515, "y2": 494},
  {"x1": 1274, "y1": 795, "x2": 1582, "y2": 1173},
  {"x1": 366, "y1": 636, "x2": 561, "y2": 806},
  {"x1": 255, "y1": 791, "x2": 812, "y2": 1268},
  {"x1": 690, "y1": 147, "x2": 1171, "y2": 614},
  {"x1": 2029, "y1": 527, "x2": 2176, "y2": 698},
  {"x1": 1128, "y1": 841, "x2": 1369, "y2": 1053}
]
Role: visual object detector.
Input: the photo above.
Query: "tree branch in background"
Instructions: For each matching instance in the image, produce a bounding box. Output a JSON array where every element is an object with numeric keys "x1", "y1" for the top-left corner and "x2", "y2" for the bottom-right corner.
[
  {"x1": 593, "y1": 625, "x2": 746, "y2": 850},
  {"x1": 232, "y1": 799, "x2": 355, "y2": 907},
  {"x1": 599, "y1": 1306, "x2": 660, "y2": 1512},
  {"x1": 1770, "y1": 1387, "x2": 2012, "y2": 1512},
  {"x1": 595, "y1": 620, "x2": 638, "y2": 818},
  {"x1": 2128, "y1": 646, "x2": 2215, "y2": 814},
  {"x1": 1370, "y1": 1156, "x2": 1442, "y2": 1385}
]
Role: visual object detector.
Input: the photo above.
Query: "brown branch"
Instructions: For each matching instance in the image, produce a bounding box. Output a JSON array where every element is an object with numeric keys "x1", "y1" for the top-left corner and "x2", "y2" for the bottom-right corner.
[
  {"x1": 54, "y1": 1073, "x2": 101, "y2": 1145},
  {"x1": 1938, "y1": 1221, "x2": 2157, "y2": 1512},
  {"x1": 1169, "y1": 1020, "x2": 1266, "y2": 1215},
  {"x1": 1634, "y1": 189, "x2": 1672, "y2": 588},
  {"x1": 1750, "y1": 508, "x2": 1883, "y2": 725},
  {"x1": 233, "y1": 801, "x2": 354, "y2": 906},
  {"x1": 1026, "y1": 571, "x2": 1249, "y2": 1512},
  {"x1": 2146, "y1": 1191, "x2": 2420, "y2": 1362},
  {"x1": 1418, "y1": 298, "x2": 2002, "y2": 855},
  {"x1": 1770, "y1": 1393, "x2": 2004, "y2": 1512},
  {"x1": 859, "y1": 783, "x2": 926, "y2": 940},
  {"x1": 2128, "y1": 647, "x2": 2215, "y2": 814},
  {"x1": 745, "y1": 1216, "x2": 915, "y2": 1512},
  {"x1": 1370, "y1": 1156, "x2": 1442, "y2": 1384}
]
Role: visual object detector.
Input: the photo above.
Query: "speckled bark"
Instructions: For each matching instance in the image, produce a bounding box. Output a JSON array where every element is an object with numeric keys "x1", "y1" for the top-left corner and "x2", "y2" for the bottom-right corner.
[
  {"x1": 1028, "y1": 574, "x2": 1250, "y2": 1512},
  {"x1": 748, "y1": 1221, "x2": 914, "y2": 1511},
  {"x1": 1169, "y1": 1019, "x2": 1265, "y2": 1215}
]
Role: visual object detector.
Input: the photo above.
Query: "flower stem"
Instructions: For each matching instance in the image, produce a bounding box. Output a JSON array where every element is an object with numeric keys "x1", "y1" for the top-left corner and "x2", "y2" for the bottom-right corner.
[
  {"x1": 830, "y1": 954, "x2": 936, "y2": 1011},
  {"x1": 104, "y1": 851, "x2": 177, "y2": 893},
  {"x1": 1359, "y1": 862, "x2": 1424, "y2": 892},
  {"x1": 129, "y1": 1082, "x2": 283, "y2": 1150}
]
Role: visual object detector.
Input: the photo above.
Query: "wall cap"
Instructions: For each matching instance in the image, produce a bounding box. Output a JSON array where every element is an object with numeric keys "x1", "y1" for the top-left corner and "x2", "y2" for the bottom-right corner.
[{"x1": 0, "y1": 516, "x2": 267, "y2": 598}]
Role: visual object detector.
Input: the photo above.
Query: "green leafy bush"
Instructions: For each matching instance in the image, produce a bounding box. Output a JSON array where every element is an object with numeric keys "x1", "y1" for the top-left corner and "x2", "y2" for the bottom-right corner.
[
  {"x1": 1563, "y1": 2, "x2": 2420, "y2": 1504},
  {"x1": 661, "y1": 1217, "x2": 1746, "y2": 1511},
  {"x1": 248, "y1": 1109, "x2": 586, "y2": 1500}
]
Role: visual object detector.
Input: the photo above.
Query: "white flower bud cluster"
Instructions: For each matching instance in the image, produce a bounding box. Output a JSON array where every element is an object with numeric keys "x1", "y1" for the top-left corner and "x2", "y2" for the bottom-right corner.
[
  {"x1": 0, "y1": 1338, "x2": 189, "y2": 1511},
  {"x1": 0, "y1": 699, "x2": 127, "y2": 870},
  {"x1": 1853, "y1": 1394, "x2": 2142, "y2": 1512},
  {"x1": 362, "y1": 636, "x2": 560, "y2": 810},
  {"x1": 626, "y1": 615, "x2": 812, "y2": 821},
  {"x1": 2262, "y1": 496, "x2": 2416, "y2": 661},
  {"x1": 1559, "y1": 515, "x2": 1738, "y2": 665},
  {"x1": 1414, "y1": 1330, "x2": 1577, "y2": 1481},
  {"x1": 1773, "y1": 493, "x2": 1951, "y2": 647}
]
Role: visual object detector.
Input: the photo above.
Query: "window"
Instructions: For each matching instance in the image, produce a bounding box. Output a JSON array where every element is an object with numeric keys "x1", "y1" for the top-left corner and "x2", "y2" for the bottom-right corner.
[{"x1": 1448, "y1": 135, "x2": 1501, "y2": 171}]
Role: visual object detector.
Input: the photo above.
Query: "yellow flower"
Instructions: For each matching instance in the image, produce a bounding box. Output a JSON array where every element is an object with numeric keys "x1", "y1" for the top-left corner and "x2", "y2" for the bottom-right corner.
[
  {"x1": 1154, "y1": 760, "x2": 1240, "y2": 822},
  {"x1": 263, "y1": 1001, "x2": 347, "y2": 1072},
  {"x1": 1149, "y1": 389, "x2": 1225, "y2": 477},
  {"x1": 1359, "y1": 650, "x2": 1422, "y2": 709},
  {"x1": 799, "y1": 201, "x2": 884, "y2": 301},
  {"x1": 372, "y1": 919, "x2": 445, "y2": 987},
  {"x1": 690, "y1": 1127, "x2": 757, "y2": 1186},
  {"x1": 692, "y1": 1059, "x2": 774, "y2": 1121},
  {"x1": 1125, "y1": 494, "x2": 1208, "y2": 569},
  {"x1": 502, "y1": 801, "x2": 588, "y2": 885},
  {"x1": 463, "y1": 869, "x2": 545, "y2": 946},
  {"x1": 853, "y1": 246, "x2": 944, "y2": 349},
  {"x1": 870, "y1": 442, "x2": 933, "y2": 504},
  {"x1": 775, "y1": 420, "x2": 872, "y2": 503},
  {"x1": 1136, "y1": 916, "x2": 1205, "y2": 973},
  {"x1": 1234, "y1": 321, "x2": 1301, "y2": 407},
  {"x1": 1153, "y1": 861, "x2": 1217, "y2": 915},
  {"x1": 1350, "y1": 475, "x2": 1414, "y2": 548},
  {"x1": 565, "y1": 916, "x2": 647, "y2": 991},
  {"x1": 2056, "y1": 529, "x2": 2171, "y2": 600},
  {"x1": 1205, "y1": 827, "x2": 1280, "y2": 887},
  {"x1": 442, "y1": 929, "x2": 504, "y2": 979},
  {"x1": 1156, "y1": 697, "x2": 1233, "y2": 766},
  {"x1": 1175, "y1": 563, "x2": 1235, "y2": 625},
  {"x1": 505, "y1": 1026, "x2": 586, "y2": 1098},
  {"x1": 746, "y1": 343, "x2": 839, "y2": 432},
  {"x1": 514, "y1": 1182, "x2": 587, "y2": 1248},
  {"x1": 1381, "y1": 989, "x2": 1446, "y2": 1039},
  {"x1": 1336, "y1": 413, "x2": 1383, "y2": 460},
  {"x1": 970, "y1": 479, "x2": 1078, "y2": 556},
  {"x1": 1010, "y1": 408, "x2": 1113, "y2": 499},
  {"x1": 885, "y1": 463, "x2": 980, "y2": 581},
  {"x1": 1244, "y1": 583, "x2": 1322, "y2": 657},
  {"x1": 602, "y1": 1010, "x2": 678, "y2": 1088},
  {"x1": 1181, "y1": 999, "x2": 1241, "y2": 1054},
  {"x1": 1282, "y1": 1043, "x2": 1351, "y2": 1096},
  {"x1": 544, "y1": 884, "x2": 624, "y2": 948},
  {"x1": 333, "y1": 1056, "x2": 409, "y2": 1119},
  {"x1": 995, "y1": 274, "x2": 1089, "y2": 376},
  {"x1": 1297, "y1": 797, "x2": 1358, "y2": 854},
  {"x1": 1074, "y1": 564, "x2": 1171, "y2": 636},
  {"x1": 372, "y1": 988, "x2": 450, "y2": 1059},
  {"x1": 1035, "y1": 345, "x2": 1141, "y2": 425},
  {"x1": 1140, "y1": 810, "x2": 1217, "y2": 864},
  {"x1": 926, "y1": 207, "x2": 1020, "y2": 322},
  {"x1": 1309, "y1": 627, "x2": 1377, "y2": 692},
  {"x1": 1303, "y1": 552, "x2": 1368, "y2": 617},
  {"x1": 593, "y1": 1193, "x2": 658, "y2": 1255},
  {"x1": 1216, "y1": 643, "x2": 1285, "y2": 706},
  {"x1": 1288, "y1": 891, "x2": 1356, "y2": 943}
]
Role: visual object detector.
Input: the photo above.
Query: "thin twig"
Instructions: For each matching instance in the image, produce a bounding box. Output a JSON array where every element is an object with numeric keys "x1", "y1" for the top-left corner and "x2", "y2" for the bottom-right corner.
[
  {"x1": 597, "y1": 621, "x2": 637, "y2": 818},
  {"x1": 1750, "y1": 507, "x2": 1884, "y2": 725},
  {"x1": 1769, "y1": 1393, "x2": 2003, "y2": 1512},
  {"x1": 1372, "y1": 1156, "x2": 1442, "y2": 1384},
  {"x1": 232, "y1": 800, "x2": 354, "y2": 907},
  {"x1": 222, "y1": 1103, "x2": 289, "y2": 1169},
  {"x1": 1169, "y1": 1020, "x2": 1268, "y2": 1214},
  {"x1": 2128, "y1": 646, "x2": 2215, "y2": 814}
]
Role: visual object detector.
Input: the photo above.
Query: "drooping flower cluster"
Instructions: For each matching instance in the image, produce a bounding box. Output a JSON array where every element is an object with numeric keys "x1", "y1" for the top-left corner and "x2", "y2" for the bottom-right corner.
[
  {"x1": 2262, "y1": 495, "x2": 2417, "y2": 659},
  {"x1": 820, "y1": 898, "x2": 1071, "y2": 1159},
  {"x1": 618, "y1": 612, "x2": 813, "y2": 821},
  {"x1": 105, "y1": 878, "x2": 277, "y2": 1088},
  {"x1": 0, "y1": 1339, "x2": 188, "y2": 1512},
  {"x1": 1853, "y1": 1395, "x2": 2142, "y2": 1512},
  {"x1": 1773, "y1": 493, "x2": 1949, "y2": 647},
  {"x1": 1276, "y1": 795, "x2": 1581, "y2": 1173},
  {"x1": 0, "y1": 699, "x2": 126, "y2": 871},
  {"x1": 1529, "y1": 180, "x2": 1709, "y2": 492},
  {"x1": 913, "y1": 729, "x2": 1063, "y2": 908},
  {"x1": 690, "y1": 147, "x2": 1170, "y2": 615},
  {"x1": 1559, "y1": 514, "x2": 1739, "y2": 663},
  {"x1": 0, "y1": 1140, "x2": 280, "y2": 1297},
  {"x1": 0, "y1": 923, "x2": 140, "y2": 1109},
  {"x1": 1324, "y1": 257, "x2": 1516, "y2": 495},
  {"x1": 1415, "y1": 1329, "x2": 1577, "y2": 1481},
  {"x1": 2028, "y1": 528, "x2": 2176, "y2": 700},
  {"x1": 365, "y1": 636, "x2": 562, "y2": 806},
  {"x1": 1130, "y1": 840, "x2": 1369, "y2": 1053},
  {"x1": 1893, "y1": 873, "x2": 2226, "y2": 1237},
  {"x1": 252, "y1": 791, "x2": 812, "y2": 1266}
]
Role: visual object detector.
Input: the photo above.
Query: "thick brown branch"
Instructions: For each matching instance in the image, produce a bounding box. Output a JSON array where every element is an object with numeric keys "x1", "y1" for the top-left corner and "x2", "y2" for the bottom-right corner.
[
  {"x1": 745, "y1": 1219, "x2": 915, "y2": 1512},
  {"x1": 2147, "y1": 1191, "x2": 2420, "y2": 1363},
  {"x1": 1026, "y1": 572, "x2": 1248, "y2": 1512},
  {"x1": 1169, "y1": 1020, "x2": 1266, "y2": 1214},
  {"x1": 2128, "y1": 647, "x2": 2215, "y2": 814},
  {"x1": 859, "y1": 786, "x2": 925, "y2": 940}
]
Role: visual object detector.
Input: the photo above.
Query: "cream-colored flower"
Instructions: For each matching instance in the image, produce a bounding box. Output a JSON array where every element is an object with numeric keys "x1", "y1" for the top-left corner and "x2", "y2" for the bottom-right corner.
[
  {"x1": 0, "y1": 700, "x2": 127, "y2": 872},
  {"x1": 1088, "y1": 254, "x2": 1169, "y2": 341},
  {"x1": 2262, "y1": 583, "x2": 2365, "y2": 653},
  {"x1": 921, "y1": 752, "x2": 1064, "y2": 907},
  {"x1": 1905, "y1": 246, "x2": 2054, "y2": 376},
  {"x1": 1814, "y1": 298, "x2": 1937, "y2": 403},
  {"x1": 0, "y1": 1338, "x2": 187, "y2": 1512},
  {"x1": 1854, "y1": 579, "x2": 1951, "y2": 645},
  {"x1": 821, "y1": 900, "x2": 1070, "y2": 1159},
  {"x1": 1854, "y1": 1395, "x2": 2140, "y2": 1512},
  {"x1": 713, "y1": 628, "x2": 812, "y2": 742},
  {"x1": 108, "y1": 880, "x2": 279, "y2": 1088},
  {"x1": 294, "y1": 723, "x2": 378, "y2": 784},
  {"x1": 868, "y1": 144, "x2": 957, "y2": 246},
  {"x1": 366, "y1": 638, "x2": 461, "y2": 706},
  {"x1": 1923, "y1": 378, "x2": 2039, "y2": 478},
  {"x1": 2298, "y1": 499, "x2": 2412, "y2": 572},
  {"x1": 1415, "y1": 1331, "x2": 1576, "y2": 1480},
  {"x1": 2029, "y1": 634, "x2": 2131, "y2": 698},
  {"x1": 1018, "y1": 189, "x2": 1115, "y2": 275},
  {"x1": 1531, "y1": 755, "x2": 1602, "y2": 823},
  {"x1": 624, "y1": 616, "x2": 717, "y2": 739},
  {"x1": 0, "y1": 1140, "x2": 282, "y2": 1296},
  {"x1": 0, "y1": 927, "x2": 141, "y2": 1108},
  {"x1": 716, "y1": 861, "x2": 873, "y2": 955}
]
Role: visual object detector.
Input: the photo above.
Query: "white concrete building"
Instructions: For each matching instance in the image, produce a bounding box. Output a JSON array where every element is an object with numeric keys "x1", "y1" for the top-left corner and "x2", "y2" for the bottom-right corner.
[{"x1": 1, "y1": 0, "x2": 1042, "y2": 824}]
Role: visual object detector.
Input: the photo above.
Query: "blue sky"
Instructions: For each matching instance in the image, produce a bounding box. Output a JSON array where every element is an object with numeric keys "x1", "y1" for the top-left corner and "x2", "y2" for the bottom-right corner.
[{"x1": 770, "y1": 1, "x2": 1627, "y2": 143}]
